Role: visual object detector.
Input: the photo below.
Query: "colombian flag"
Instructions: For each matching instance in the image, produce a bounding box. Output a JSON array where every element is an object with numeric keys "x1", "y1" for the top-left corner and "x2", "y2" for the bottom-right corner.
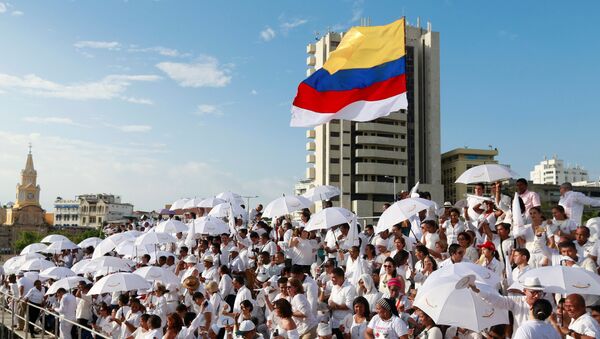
[{"x1": 290, "y1": 18, "x2": 408, "y2": 127}]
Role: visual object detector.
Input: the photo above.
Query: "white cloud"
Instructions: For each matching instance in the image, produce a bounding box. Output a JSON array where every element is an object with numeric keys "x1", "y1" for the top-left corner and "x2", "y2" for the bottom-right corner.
[
  {"x1": 121, "y1": 96, "x2": 154, "y2": 105},
  {"x1": 11, "y1": 10, "x2": 23, "y2": 16},
  {"x1": 0, "y1": 3, "x2": 6, "y2": 13},
  {"x1": 251, "y1": 89, "x2": 258, "y2": 95},
  {"x1": 0, "y1": 72, "x2": 160, "y2": 101},
  {"x1": 156, "y1": 56, "x2": 232, "y2": 88},
  {"x1": 74, "y1": 40, "x2": 121, "y2": 50},
  {"x1": 351, "y1": 0, "x2": 364, "y2": 22},
  {"x1": 260, "y1": 27, "x2": 276, "y2": 41},
  {"x1": 22, "y1": 116, "x2": 85, "y2": 127},
  {"x1": 281, "y1": 19, "x2": 308, "y2": 31},
  {"x1": 116, "y1": 125, "x2": 152, "y2": 133},
  {"x1": 194, "y1": 104, "x2": 223, "y2": 116},
  {"x1": 128, "y1": 45, "x2": 185, "y2": 57}
]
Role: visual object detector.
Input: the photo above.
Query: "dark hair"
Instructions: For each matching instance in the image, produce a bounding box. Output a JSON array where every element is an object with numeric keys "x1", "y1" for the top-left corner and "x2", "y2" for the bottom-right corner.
[
  {"x1": 233, "y1": 276, "x2": 245, "y2": 285},
  {"x1": 513, "y1": 248, "x2": 530, "y2": 261},
  {"x1": 184, "y1": 312, "x2": 196, "y2": 326},
  {"x1": 273, "y1": 298, "x2": 293, "y2": 318},
  {"x1": 424, "y1": 255, "x2": 438, "y2": 271},
  {"x1": 287, "y1": 278, "x2": 305, "y2": 294},
  {"x1": 475, "y1": 183, "x2": 485, "y2": 190},
  {"x1": 149, "y1": 314, "x2": 162, "y2": 329},
  {"x1": 290, "y1": 264, "x2": 304, "y2": 275},
  {"x1": 277, "y1": 277, "x2": 288, "y2": 285},
  {"x1": 516, "y1": 178, "x2": 528, "y2": 186},
  {"x1": 393, "y1": 250, "x2": 409, "y2": 266},
  {"x1": 353, "y1": 296, "x2": 371, "y2": 320},
  {"x1": 558, "y1": 241, "x2": 576, "y2": 250},
  {"x1": 448, "y1": 243, "x2": 462, "y2": 256},
  {"x1": 332, "y1": 267, "x2": 345, "y2": 278},
  {"x1": 192, "y1": 292, "x2": 205, "y2": 301},
  {"x1": 415, "y1": 244, "x2": 429, "y2": 256},
  {"x1": 383, "y1": 257, "x2": 397, "y2": 277},
  {"x1": 421, "y1": 219, "x2": 437, "y2": 230},
  {"x1": 241, "y1": 300, "x2": 254, "y2": 312},
  {"x1": 175, "y1": 303, "x2": 188, "y2": 313},
  {"x1": 140, "y1": 313, "x2": 151, "y2": 322},
  {"x1": 457, "y1": 231, "x2": 471, "y2": 243},
  {"x1": 532, "y1": 299, "x2": 552, "y2": 321},
  {"x1": 167, "y1": 312, "x2": 183, "y2": 332},
  {"x1": 118, "y1": 294, "x2": 130, "y2": 305}
]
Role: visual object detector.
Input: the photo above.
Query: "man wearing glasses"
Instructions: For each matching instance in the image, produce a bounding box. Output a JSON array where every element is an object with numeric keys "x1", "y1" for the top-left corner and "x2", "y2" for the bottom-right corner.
[{"x1": 468, "y1": 276, "x2": 546, "y2": 333}]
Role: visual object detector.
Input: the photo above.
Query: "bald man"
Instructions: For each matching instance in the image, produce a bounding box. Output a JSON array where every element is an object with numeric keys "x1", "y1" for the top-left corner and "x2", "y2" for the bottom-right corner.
[{"x1": 551, "y1": 294, "x2": 600, "y2": 339}]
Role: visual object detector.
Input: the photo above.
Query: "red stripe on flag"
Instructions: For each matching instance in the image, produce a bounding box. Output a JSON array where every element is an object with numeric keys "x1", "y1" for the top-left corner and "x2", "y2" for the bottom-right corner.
[{"x1": 292, "y1": 74, "x2": 406, "y2": 114}]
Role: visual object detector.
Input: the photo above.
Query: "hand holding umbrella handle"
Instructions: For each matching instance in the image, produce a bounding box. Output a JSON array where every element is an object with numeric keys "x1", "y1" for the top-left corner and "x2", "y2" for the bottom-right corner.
[{"x1": 468, "y1": 284, "x2": 480, "y2": 293}]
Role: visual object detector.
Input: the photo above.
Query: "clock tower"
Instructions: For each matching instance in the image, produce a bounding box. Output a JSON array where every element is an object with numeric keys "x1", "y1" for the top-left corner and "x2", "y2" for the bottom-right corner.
[{"x1": 14, "y1": 145, "x2": 41, "y2": 209}]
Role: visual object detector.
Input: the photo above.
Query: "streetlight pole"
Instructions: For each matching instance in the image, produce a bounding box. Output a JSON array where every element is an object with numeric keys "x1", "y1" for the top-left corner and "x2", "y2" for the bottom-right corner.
[
  {"x1": 385, "y1": 176, "x2": 396, "y2": 201},
  {"x1": 242, "y1": 195, "x2": 259, "y2": 212}
]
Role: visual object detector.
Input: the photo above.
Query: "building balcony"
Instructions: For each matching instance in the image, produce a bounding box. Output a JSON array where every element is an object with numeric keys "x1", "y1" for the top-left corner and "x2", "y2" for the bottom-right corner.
[
  {"x1": 306, "y1": 142, "x2": 316, "y2": 151},
  {"x1": 355, "y1": 181, "x2": 395, "y2": 194},
  {"x1": 306, "y1": 154, "x2": 316, "y2": 163},
  {"x1": 355, "y1": 135, "x2": 406, "y2": 147},
  {"x1": 307, "y1": 56, "x2": 316, "y2": 66},
  {"x1": 306, "y1": 167, "x2": 316, "y2": 180},
  {"x1": 306, "y1": 43, "x2": 316, "y2": 54},
  {"x1": 355, "y1": 149, "x2": 405, "y2": 160},
  {"x1": 355, "y1": 123, "x2": 403, "y2": 134},
  {"x1": 306, "y1": 130, "x2": 316, "y2": 139},
  {"x1": 355, "y1": 162, "x2": 406, "y2": 176}
]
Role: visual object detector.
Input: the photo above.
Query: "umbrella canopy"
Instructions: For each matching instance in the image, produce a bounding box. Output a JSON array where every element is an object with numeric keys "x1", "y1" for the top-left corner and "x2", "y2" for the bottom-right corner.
[
  {"x1": 375, "y1": 198, "x2": 435, "y2": 233},
  {"x1": 79, "y1": 256, "x2": 134, "y2": 274},
  {"x1": 435, "y1": 262, "x2": 502, "y2": 287},
  {"x1": 39, "y1": 267, "x2": 76, "y2": 280},
  {"x1": 21, "y1": 258, "x2": 56, "y2": 272},
  {"x1": 302, "y1": 185, "x2": 341, "y2": 202},
  {"x1": 414, "y1": 275, "x2": 509, "y2": 332},
  {"x1": 208, "y1": 202, "x2": 245, "y2": 218},
  {"x1": 3, "y1": 253, "x2": 46, "y2": 274},
  {"x1": 194, "y1": 216, "x2": 230, "y2": 235},
  {"x1": 263, "y1": 195, "x2": 312, "y2": 218},
  {"x1": 182, "y1": 197, "x2": 204, "y2": 209},
  {"x1": 169, "y1": 198, "x2": 190, "y2": 210},
  {"x1": 20, "y1": 243, "x2": 48, "y2": 255},
  {"x1": 305, "y1": 207, "x2": 355, "y2": 232},
  {"x1": 78, "y1": 237, "x2": 103, "y2": 248},
  {"x1": 46, "y1": 276, "x2": 92, "y2": 295},
  {"x1": 510, "y1": 266, "x2": 600, "y2": 295},
  {"x1": 115, "y1": 239, "x2": 154, "y2": 258},
  {"x1": 155, "y1": 219, "x2": 189, "y2": 233},
  {"x1": 71, "y1": 259, "x2": 91, "y2": 274},
  {"x1": 455, "y1": 164, "x2": 518, "y2": 184},
  {"x1": 88, "y1": 272, "x2": 151, "y2": 295},
  {"x1": 45, "y1": 240, "x2": 79, "y2": 254},
  {"x1": 40, "y1": 234, "x2": 70, "y2": 243},
  {"x1": 93, "y1": 232, "x2": 139, "y2": 259},
  {"x1": 198, "y1": 197, "x2": 226, "y2": 208},
  {"x1": 216, "y1": 191, "x2": 244, "y2": 205},
  {"x1": 133, "y1": 266, "x2": 180, "y2": 286},
  {"x1": 134, "y1": 231, "x2": 177, "y2": 247}
]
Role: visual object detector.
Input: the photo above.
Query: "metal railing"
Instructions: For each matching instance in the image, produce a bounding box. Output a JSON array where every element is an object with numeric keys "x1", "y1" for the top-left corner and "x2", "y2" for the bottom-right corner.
[{"x1": 0, "y1": 289, "x2": 110, "y2": 339}]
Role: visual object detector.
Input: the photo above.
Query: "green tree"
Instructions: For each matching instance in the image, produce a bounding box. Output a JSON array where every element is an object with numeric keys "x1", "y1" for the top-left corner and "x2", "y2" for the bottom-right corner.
[{"x1": 15, "y1": 231, "x2": 44, "y2": 252}]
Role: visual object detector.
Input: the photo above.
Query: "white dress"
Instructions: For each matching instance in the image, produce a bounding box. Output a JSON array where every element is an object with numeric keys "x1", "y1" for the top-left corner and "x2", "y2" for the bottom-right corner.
[{"x1": 342, "y1": 314, "x2": 368, "y2": 339}]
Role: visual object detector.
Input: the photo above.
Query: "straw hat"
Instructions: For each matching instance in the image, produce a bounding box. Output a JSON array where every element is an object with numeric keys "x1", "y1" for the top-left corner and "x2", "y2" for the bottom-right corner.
[
  {"x1": 182, "y1": 276, "x2": 200, "y2": 290},
  {"x1": 205, "y1": 281, "x2": 219, "y2": 294}
]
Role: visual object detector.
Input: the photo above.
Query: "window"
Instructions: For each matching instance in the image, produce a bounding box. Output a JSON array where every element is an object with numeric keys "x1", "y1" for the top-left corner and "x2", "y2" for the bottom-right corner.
[
  {"x1": 330, "y1": 145, "x2": 340, "y2": 150},
  {"x1": 330, "y1": 175, "x2": 340, "y2": 182},
  {"x1": 331, "y1": 158, "x2": 340, "y2": 164},
  {"x1": 330, "y1": 132, "x2": 340, "y2": 137}
]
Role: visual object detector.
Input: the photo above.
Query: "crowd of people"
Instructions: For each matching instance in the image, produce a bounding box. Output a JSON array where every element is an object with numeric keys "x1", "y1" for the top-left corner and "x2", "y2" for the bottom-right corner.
[{"x1": 2, "y1": 180, "x2": 600, "y2": 339}]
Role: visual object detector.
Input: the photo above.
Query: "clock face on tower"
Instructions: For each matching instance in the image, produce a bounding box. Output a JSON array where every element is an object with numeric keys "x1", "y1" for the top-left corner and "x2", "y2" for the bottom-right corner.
[{"x1": 27, "y1": 192, "x2": 34, "y2": 200}]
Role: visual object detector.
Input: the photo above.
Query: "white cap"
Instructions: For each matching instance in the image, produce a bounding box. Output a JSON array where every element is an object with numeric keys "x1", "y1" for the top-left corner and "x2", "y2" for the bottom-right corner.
[
  {"x1": 238, "y1": 320, "x2": 255, "y2": 332},
  {"x1": 317, "y1": 322, "x2": 332, "y2": 336},
  {"x1": 183, "y1": 255, "x2": 197, "y2": 264},
  {"x1": 202, "y1": 254, "x2": 214, "y2": 263},
  {"x1": 229, "y1": 246, "x2": 239, "y2": 253},
  {"x1": 375, "y1": 238, "x2": 387, "y2": 247}
]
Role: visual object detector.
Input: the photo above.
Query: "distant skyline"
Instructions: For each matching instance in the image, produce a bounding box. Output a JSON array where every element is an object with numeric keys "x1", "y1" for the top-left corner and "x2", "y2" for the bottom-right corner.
[{"x1": 1, "y1": 1, "x2": 599, "y2": 211}]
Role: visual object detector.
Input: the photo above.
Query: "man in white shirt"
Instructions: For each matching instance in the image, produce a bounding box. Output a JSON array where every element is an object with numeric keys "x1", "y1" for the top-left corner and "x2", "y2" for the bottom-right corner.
[
  {"x1": 231, "y1": 276, "x2": 254, "y2": 316},
  {"x1": 516, "y1": 178, "x2": 541, "y2": 215},
  {"x1": 551, "y1": 293, "x2": 600, "y2": 339},
  {"x1": 290, "y1": 265, "x2": 319, "y2": 315},
  {"x1": 23, "y1": 279, "x2": 44, "y2": 336},
  {"x1": 328, "y1": 267, "x2": 356, "y2": 339},
  {"x1": 559, "y1": 182, "x2": 600, "y2": 226},
  {"x1": 16, "y1": 271, "x2": 33, "y2": 331},
  {"x1": 228, "y1": 247, "x2": 246, "y2": 274},
  {"x1": 55, "y1": 288, "x2": 77, "y2": 339},
  {"x1": 75, "y1": 282, "x2": 94, "y2": 339}
]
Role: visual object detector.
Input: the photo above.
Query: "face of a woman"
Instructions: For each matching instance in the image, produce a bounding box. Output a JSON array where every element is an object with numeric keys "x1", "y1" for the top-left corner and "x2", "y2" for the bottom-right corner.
[
  {"x1": 552, "y1": 208, "x2": 564, "y2": 220},
  {"x1": 450, "y1": 212, "x2": 459, "y2": 223},
  {"x1": 354, "y1": 303, "x2": 365, "y2": 316},
  {"x1": 383, "y1": 262, "x2": 394, "y2": 273},
  {"x1": 301, "y1": 230, "x2": 309, "y2": 239},
  {"x1": 167, "y1": 317, "x2": 174, "y2": 328},
  {"x1": 530, "y1": 209, "x2": 541, "y2": 222},
  {"x1": 287, "y1": 284, "x2": 296, "y2": 296},
  {"x1": 424, "y1": 257, "x2": 433, "y2": 268},
  {"x1": 483, "y1": 247, "x2": 493, "y2": 259},
  {"x1": 241, "y1": 304, "x2": 251, "y2": 315},
  {"x1": 376, "y1": 303, "x2": 391, "y2": 320},
  {"x1": 141, "y1": 318, "x2": 148, "y2": 329}
]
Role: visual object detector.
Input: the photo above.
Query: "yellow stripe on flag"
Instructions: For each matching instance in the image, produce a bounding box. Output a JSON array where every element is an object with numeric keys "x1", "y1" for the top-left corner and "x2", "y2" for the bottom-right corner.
[{"x1": 323, "y1": 18, "x2": 406, "y2": 74}]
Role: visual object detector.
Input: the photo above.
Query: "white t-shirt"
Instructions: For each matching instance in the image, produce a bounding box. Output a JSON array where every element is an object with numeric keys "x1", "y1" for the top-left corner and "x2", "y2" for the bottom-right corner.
[
  {"x1": 367, "y1": 315, "x2": 408, "y2": 339},
  {"x1": 513, "y1": 319, "x2": 560, "y2": 339},
  {"x1": 568, "y1": 313, "x2": 600, "y2": 339}
]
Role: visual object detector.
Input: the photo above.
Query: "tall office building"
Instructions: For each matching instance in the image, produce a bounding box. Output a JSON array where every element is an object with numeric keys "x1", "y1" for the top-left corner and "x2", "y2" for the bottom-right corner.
[{"x1": 303, "y1": 20, "x2": 442, "y2": 217}]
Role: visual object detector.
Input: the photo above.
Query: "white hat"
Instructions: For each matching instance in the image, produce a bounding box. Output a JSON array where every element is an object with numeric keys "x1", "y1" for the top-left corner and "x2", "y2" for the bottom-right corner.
[
  {"x1": 237, "y1": 320, "x2": 255, "y2": 332},
  {"x1": 443, "y1": 201, "x2": 453, "y2": 208},
  {"x1": 522, "y1": 277, "x2": 544, "y2": 291},
  {"x1": 317, "y1": 322, "x2": 332, "y2": 336},
  {"x1": 375, "y1": 238, "x2": 387, "y2": 247},
  {"x1": 202, "y1": 254, "x2": 214, "y2": 263},
  {"x1": 229, "y1": 246, "x2": 239, "y2": 253},
  {"x1": 216, "y1": 316, "x2": 234, "y2": 328},
  {"x1": 183, "y1": 255, "x2": 197, "y2": 264},
  {"x1": 560, "y1": 255, "x2": 576, "y2": 263}
]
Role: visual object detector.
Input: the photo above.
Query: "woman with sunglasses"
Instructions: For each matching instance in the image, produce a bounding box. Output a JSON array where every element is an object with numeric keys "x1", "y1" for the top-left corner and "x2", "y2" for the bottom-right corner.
[
  {"x1": 379, "y1": 257, "x2": 397, "y2": 298},
  {"x1": 365, "y1": 298, "x2": 408, "y2": 339},
  {"x1": 287, "y1": 277, "x2": 317, "y2": 339}
]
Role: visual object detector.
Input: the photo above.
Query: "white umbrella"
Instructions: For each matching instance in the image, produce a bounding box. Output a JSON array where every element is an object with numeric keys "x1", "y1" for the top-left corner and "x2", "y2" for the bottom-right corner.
[
  {"x1": 375, "y1": 198, "x2": 435, "y2": 233},
  {"x1": 455, "y1": 164, "x2": 518, "y2": 184},
  {"x1": 39, "y1": 267, "x2": 76, "y2": 280},
  {"x1": 45, "y1": 240, "x2": 79, "y2": 254},
  {"x1": 87, "y1": 272, "x2": 151, "y2": 295},
  {"x1": 78, "y1": 237, "x2": 103, "y2": 248},
  {"x1": 305, "y1": 207, "x2": 355, "y2": 232},
  {"x1": 133, "y1": 266, "x2": 180, "y2": 286},
  {"x1": 21, "y1": 259, "x2": 56, "y2": 271},
  {"x1": 20, "y1": 243, "x2": 48, "y2": 255},
  {"x1": 79, "y1": 256, "x2": 134, "y2": 274},
  {"x1": 216, "y1": 191, "x2": 244, "y2": 205},
  {"x1": 134, "y1": 232, "x2": 177, "y2": 247},
  {"x1": 93, "y1": 267, "x2": 129, "y2": 279},
  {"x1": 510, "y1": 266, "x2": 600, "y2": 295},
  {"x1": 208, "y1": 202, "x2": 245, "y2": 218},
  {"x1": 155, "y1": 219, "x2": 189, "y2": 233},
  {"x1": 194, "y1": 216, "x2": 230, "y2": 235},
  {"x1": 46, "y1": 276, "x2": 92, "y2": 295},
  {"x1": 435, "y1": 262, "x2": 501, "y2": 287},
  {"x1": 182, "y1": 197, "x2": 204, "y2": 209},
  {"x1": 3, "y1": 253, "x2": 46, "y2": 274},
  {"x1": 71, "y1": 259, "x2": 91, "y2": 274},
  {"x1": 198, "y1": 197, "x2": 226, "y2": 208},
  {"x1": 169, "y1": 198, "x2": 190, "y2": 210},
  {"x1": 40, "y1": 234, "x2": 70, "y2": 243},
  {"x1": 93, "y1": 232, "x2": 138, "y2": 259},
  {"x1": 115, "y1": 239, "x2": 154, "y2": 258},
  {"x1": 263, "y1": 195, "x2": 312, "y2": 218},
  {"x1": 414, "y1": 275, "x2": 509, "y2": 332},
  {"x1": 302, "y1": 185, "x2": 341, "y2": 202}
]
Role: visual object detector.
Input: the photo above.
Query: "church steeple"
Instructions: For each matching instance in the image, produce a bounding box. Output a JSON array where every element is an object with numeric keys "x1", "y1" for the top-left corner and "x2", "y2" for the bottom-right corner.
[{"x1": 14, "y1": 145, "x2": 41, "y2": 208}]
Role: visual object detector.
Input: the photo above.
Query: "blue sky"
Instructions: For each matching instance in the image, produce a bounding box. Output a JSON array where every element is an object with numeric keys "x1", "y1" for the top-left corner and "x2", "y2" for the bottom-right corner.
[{"x1": 1, "y1": 0, "x2": 599, "y2": 211}]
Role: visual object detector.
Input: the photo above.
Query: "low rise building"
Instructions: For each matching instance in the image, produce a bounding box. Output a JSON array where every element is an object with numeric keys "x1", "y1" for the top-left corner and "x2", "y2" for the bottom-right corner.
[
  {"x1": 441, "y1": 147, "x2": 498, "y2": 204},
  {"x1": 54, "y1": 194, "x2": 134, "y2": 228},
  {"x1": 530, "y1": 155, "x2": 588, "y2": 185}
]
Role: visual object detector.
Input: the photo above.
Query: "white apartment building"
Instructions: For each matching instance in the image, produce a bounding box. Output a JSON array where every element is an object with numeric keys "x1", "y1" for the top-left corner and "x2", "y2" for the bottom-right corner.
[
  {"x1": 54, "y1": 194, "x2": 133, "y2": 228},
  {"x1": 303, "y1": 20, "x2": 443, "y2": 217},
  {"x1": 530, "y1": 156, "x2": 589, "y2": 185}
]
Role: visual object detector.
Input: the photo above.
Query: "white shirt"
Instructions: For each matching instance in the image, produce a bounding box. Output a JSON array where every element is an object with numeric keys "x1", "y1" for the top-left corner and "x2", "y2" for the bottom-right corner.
[
  {"x1": 291, "y1": 293, "x2": 316, "y2": 335},
  {"x1": 57, "y1": 293, "x2": 77, "y2": 321},
  {"x1": 513, "y1": 319, "x2": 560, "y2": 339},
  {"x1": 23, "y1": 286, "x2": 44, "y2": 304},
  {"x1": 120, "y1": 310, "x2": 141, "y2": 339},
  {"x1": 328, "y1": 281, "x2": 357, "y2": 328},
  {"x1": 568, "y1": 313, "x2": 600, "y2": 339},
  {"x1": 442, "y1": 220, "x2": 466, "y2": 245},
  {"x1": 76, "y1": 294, "x2": 93, "y2": 320},
  {"x1": 478, "y1": 291, "x2": 532, "y2": 332},
  {"x1": 367, "y1": 315, "x2": 409, "y2": 339},
  {"x1": 233, "y1": 285, "x2": 254, "y2": 313},
  {"x1": 559, "y1": 190, "x2": 600, "y2": 225}
]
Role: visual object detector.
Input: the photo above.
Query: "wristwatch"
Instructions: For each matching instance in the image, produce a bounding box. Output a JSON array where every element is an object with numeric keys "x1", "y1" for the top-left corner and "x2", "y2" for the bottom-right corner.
[{"x1": 568, "y1": 329, "x2": 575, "y2": 337}]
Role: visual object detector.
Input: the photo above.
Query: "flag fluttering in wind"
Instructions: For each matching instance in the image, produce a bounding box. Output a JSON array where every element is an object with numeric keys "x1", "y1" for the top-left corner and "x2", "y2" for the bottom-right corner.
[{"x1": 290, "y1": 18, "x2": 407, "y2": 127}]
